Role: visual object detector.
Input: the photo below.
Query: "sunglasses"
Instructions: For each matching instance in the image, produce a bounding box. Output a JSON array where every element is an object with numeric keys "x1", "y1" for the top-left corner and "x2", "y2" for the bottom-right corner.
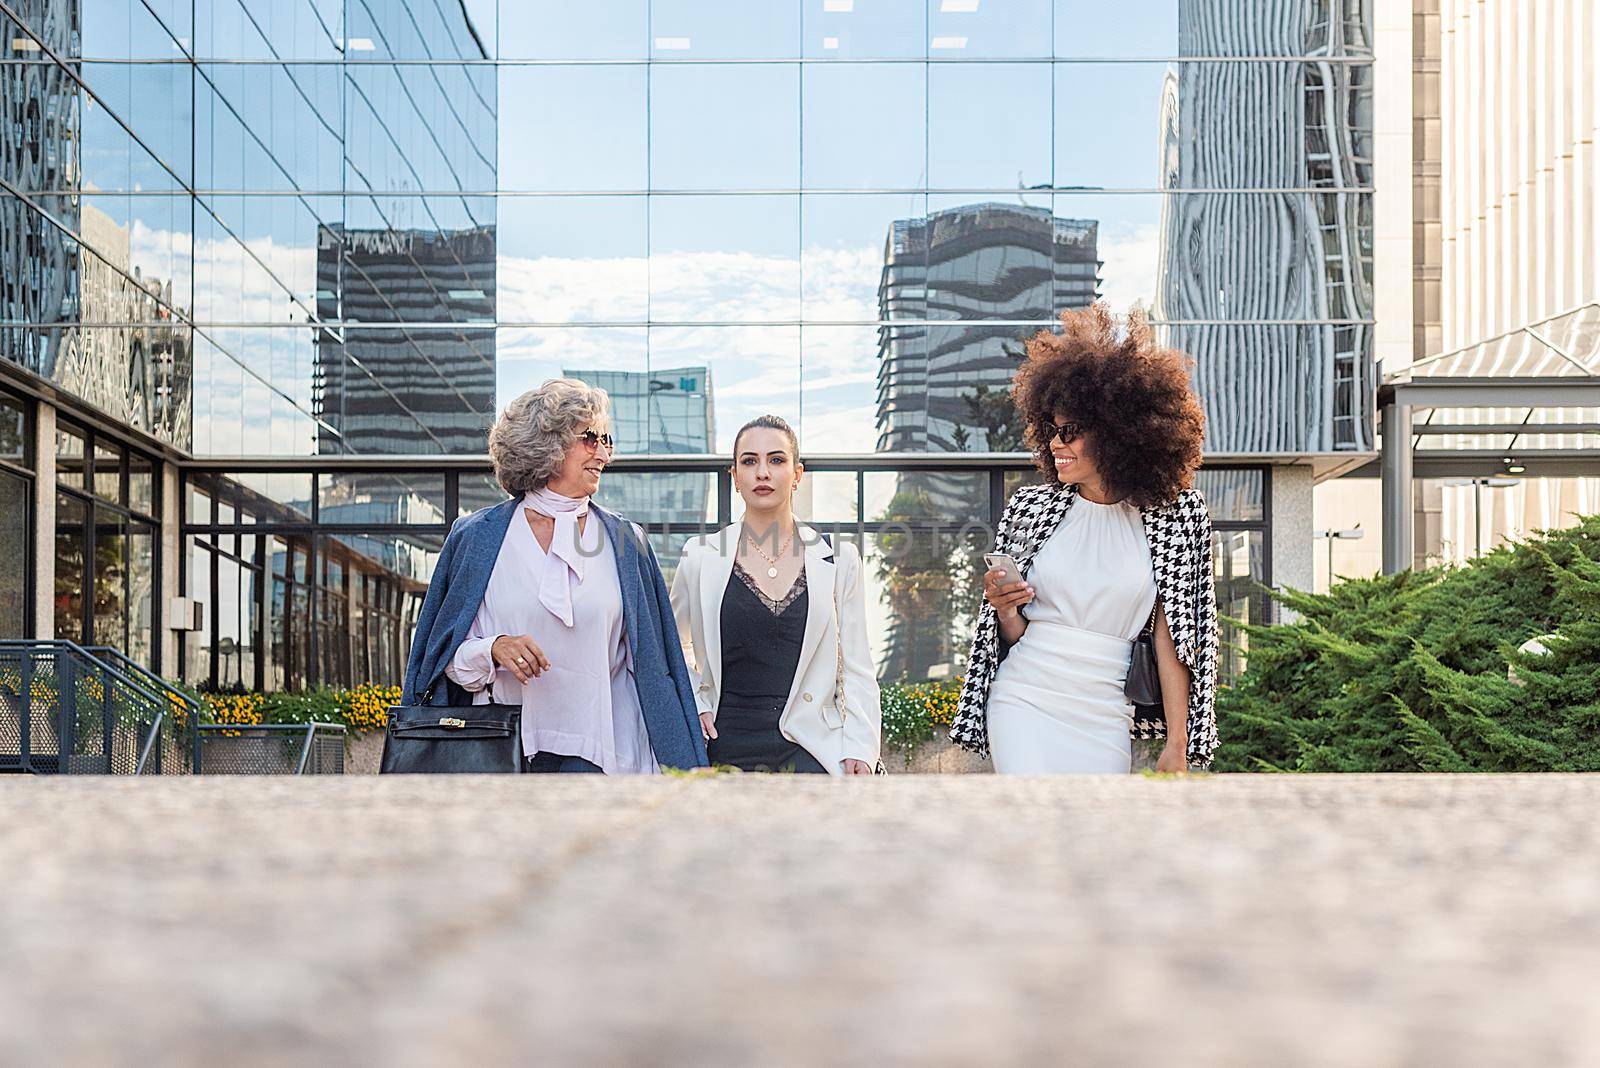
[
  {"x1": 578, "y1": 430, "x2": 615, "y2": 451},
  {"x1": 1037, "y1": 420, "x2": 1082, "y2": 444}
]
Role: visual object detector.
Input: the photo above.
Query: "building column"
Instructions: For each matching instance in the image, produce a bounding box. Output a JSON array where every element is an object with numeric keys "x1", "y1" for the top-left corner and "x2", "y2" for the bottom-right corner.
[
  {"x1": 159, "y1": 459, "x2": 181, "y2": 676},
  {"x1": 1269, "y1": 463, "x2": 1315, "y2": 619},
  {"x1": 32, "y1": 402, "x2": 55, "y2": 639},
  {"x1": 1381, "y1": 400, "x2": 1414, "y2": 574}
]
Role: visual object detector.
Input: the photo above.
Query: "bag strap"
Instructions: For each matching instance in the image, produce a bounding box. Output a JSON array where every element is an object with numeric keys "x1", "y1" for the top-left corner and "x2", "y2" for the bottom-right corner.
[{"x1": 1140, "y1": 597, "x2": 1159, "y2": 640}]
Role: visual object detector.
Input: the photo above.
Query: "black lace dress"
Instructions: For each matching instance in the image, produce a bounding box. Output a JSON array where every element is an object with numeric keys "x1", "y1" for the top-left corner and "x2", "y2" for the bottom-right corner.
[{"x1": 707, "y1": 560, "x2": 826, "y2": 774}]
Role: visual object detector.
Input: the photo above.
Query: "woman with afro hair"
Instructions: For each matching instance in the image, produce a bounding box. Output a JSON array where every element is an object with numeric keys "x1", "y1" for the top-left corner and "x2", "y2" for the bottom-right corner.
[{"x1": 948, "y1": 304, "x2": 1219, "y2": 773}]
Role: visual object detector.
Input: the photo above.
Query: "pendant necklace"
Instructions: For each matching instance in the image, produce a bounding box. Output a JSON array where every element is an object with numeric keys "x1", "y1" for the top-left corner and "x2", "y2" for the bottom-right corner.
[{"x1": 744, "y1": 523, "x2": 795, "y2": 579}]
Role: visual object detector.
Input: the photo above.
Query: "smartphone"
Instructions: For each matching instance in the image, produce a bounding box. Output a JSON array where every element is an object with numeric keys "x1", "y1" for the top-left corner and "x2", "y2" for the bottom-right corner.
[{"x1": 983, "y1": 552, "x2": 1024, "y2": 587}]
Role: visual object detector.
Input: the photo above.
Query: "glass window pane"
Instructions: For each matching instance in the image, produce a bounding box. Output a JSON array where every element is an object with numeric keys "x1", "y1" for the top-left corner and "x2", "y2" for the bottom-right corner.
[
  {"x1": 802, "y1": 64, "x2": 925, "y2": 188},
  {"x1": 919, "y1": 197, "x2": 1072, "y2": 322},
  {"x1": 1212, "y1": 528, "x2": 1268, "y2": 682},
  {"x1": 56, "y1": 422, "x2": 87, "y2": 489},
  {"x1": 498, "y1": 198, "x2": 648, "y2": 323},
  {"x1": 1053, "y1": 63, "x2": 1168, "y2": 189},
  {"x1": 500, "y1": 0, "x2": 647, "y2": 60},
  {"x1": 805, "y1": 0, "x2": 924, "y2": 58},
  {"x1": 650, "y1": 65, "x2": 800, "y2": 189},
  {"x1": 649, "y1": 326, "x2": 801, "y2": 454},
  {"x1": 197, "y1": 65, "x2": 345, "y2": 192},
  {"x1": 93, "y1": 441, "x2": 123, "y2": 504},
  {"x1": 1196, "y1": 469, "x2": 1265, "y2": 522},
  {"x1": 344, "y1": 0, "x2": 488, "y2": 61},
  {"x1": 498, "y1": 66, "x2": 645, "y2": 192},
  {"x1": 127, "y1": 520, "x2": 155, "y2": 667},
  {"x1": 1121, "y1": 62, "x2": 1374, "y2": 191},
  {"x1": 797, "y1": 470, "x2": 860, "y2": 525},
  {"x1": 54, "y1": 492, "x2": 87, "y2": 643},
  {"x1": 650, "y1": 196, "x2": 800, "y2": 323},
  {"x1": 93, "y1": 510, "x2": 127, "y2": 649},
  {"x1": 800, "y1": 325, "x2": 886, "y2": 453},
  {"x1": 593, "y1": 472, "x2": 716, "y2": 528},
  {"x1": 345, "y1": 65, "x2": 497, "y2": 196},
  {"x1": 128, "y1": 60, "x2": 192, "y2": 186},
  {"x1": 804, "y1": 194, "x2": 928, "y2": 323},
  {"x1": 318, "y1": 473, "x2": 448, "y2": 527},
  {"x1": 1172, "y1": 323, "x2": 1375, "y2": 452},
  {"x1": 929, "y1": 63, "x2": 1051, "y2": 190},
  {"x1": 650, "y1": 0, "x2": 798, "y2": 59},
  {"x1": 0, "y1": 470, "x2": 27, "y2": 639},
  {"x1": 929, "y1": 0, "x2": 1050, "y2": 58},
  {"x1": 496, "y1": 328, "x2": 648, "y2": 424},
  {"x1": 187, "y1": 481, "x2": 214, "y2": 527},
  {"x1": 861, "y1": 526, "x2": 984, "y2": 683},
  {"x1": 214, "y1": 472, "x2": 314, "y2": 523},
  {"x1": 878, "y1": 322, "x2": 1038, "y2": 451},
  {"x1": 1055, "y1": 0, "x2": 1177, "y2": 56},
  {"x1": 331, "y1": 327, "x2": 497, "y2": 455},
  {"x1": 327, "y1": 198, "x2": 497, "y2": 322},
  {"x1": 320, "y1": 532, "x2": 442, "y2": 687},
  {"x1": 0, "y1": 394, "x2": 27, "y2": 467},
  {"x1": 459, "y1": 473, "x2": 510, "y2": 518},
  {"x1": 128, "y1": 453, "x2": 155, "y2": 516}
]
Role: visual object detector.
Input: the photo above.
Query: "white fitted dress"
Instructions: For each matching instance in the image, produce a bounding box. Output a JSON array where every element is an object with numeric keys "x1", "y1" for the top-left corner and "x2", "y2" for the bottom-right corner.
[{"x1": 986, "y1": 496, "x2": 1158, "y2": 774}]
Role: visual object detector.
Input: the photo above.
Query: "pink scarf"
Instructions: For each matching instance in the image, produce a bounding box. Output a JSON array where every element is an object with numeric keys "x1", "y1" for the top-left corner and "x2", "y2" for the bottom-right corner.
[{"x1": 524, "y1": 488, "x2": 590, "y2": 627}]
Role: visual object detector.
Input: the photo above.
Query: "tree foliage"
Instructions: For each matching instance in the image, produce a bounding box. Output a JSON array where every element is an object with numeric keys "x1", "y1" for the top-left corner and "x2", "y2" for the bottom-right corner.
[{"x1": 1214, "y1": 515, "x2": 1600, "y2": 772}]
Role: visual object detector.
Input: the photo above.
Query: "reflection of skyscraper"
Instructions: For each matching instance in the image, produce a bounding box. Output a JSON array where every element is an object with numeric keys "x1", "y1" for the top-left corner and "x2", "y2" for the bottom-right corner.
[
  {"x1": 876, "y1": 202, "x2": 1099, "y2": 452},
  {"x1": 72, "y1": 203, "x2": 193, "y2": 443},
  {"x1": 1153, "y1": 1, "x2": 1374, "y2": 452},
  {"x1": 313, "y1": 223, "x2": 497, "y2": 456},
  {"x1": 565, "y1": 366, "x2": 714, "y2": 526},
  {"x1": 1, "y1": 4, "x2": 80, "y2": 386},
  {"x1": 873, "y1": 202, "x2": 1101, "y2": 681}
]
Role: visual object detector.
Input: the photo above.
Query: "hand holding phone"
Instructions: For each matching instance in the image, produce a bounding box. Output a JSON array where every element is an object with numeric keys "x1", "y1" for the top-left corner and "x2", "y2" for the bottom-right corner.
[{"x1": 982, "y1": 552, "x2": 1034, "y2": 619}]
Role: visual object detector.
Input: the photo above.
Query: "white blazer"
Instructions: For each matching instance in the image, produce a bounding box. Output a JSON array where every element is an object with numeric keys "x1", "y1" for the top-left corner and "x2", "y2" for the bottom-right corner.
[{"x1": 670, "y1": 523, "x2": 881, "y2": 775}]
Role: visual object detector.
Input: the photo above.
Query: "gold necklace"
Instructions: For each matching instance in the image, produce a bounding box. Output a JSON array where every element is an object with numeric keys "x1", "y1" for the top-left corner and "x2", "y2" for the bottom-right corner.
[{"x1": 743, "y1": 522, "x2": 795, "y2": 579}]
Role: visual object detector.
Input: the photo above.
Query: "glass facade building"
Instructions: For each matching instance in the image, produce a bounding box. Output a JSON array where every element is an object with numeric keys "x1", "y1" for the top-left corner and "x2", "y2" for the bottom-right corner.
[{"x1": 1, "y1": 0, "x2": 1373, "y2": 690}]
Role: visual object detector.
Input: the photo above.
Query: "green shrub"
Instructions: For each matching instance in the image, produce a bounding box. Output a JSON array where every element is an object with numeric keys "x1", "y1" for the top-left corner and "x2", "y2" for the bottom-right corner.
[
  {"x1": 1215, "y1": 514, "x2": 1600, "y2": 772},
  {"x1": 880, "y1": 676, "x2": 964, "y2": 758}
]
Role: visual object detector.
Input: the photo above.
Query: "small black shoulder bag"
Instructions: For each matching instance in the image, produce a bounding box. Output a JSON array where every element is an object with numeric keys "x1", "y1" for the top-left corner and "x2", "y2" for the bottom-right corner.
[{"x1": 1124, "y1": 600, "x2": 1167, "y2": 740}]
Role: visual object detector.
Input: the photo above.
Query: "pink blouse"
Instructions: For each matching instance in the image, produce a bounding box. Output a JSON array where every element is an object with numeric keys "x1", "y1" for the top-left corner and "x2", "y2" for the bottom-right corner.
[{"x1": 443, "y1": 497, "x2": 658, "y2": 774}]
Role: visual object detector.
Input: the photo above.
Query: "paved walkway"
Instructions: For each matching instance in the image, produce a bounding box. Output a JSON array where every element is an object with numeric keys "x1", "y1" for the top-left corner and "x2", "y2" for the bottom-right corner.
[{"x1": 3, "y1": 774, "x2": 1598, "y2": 1066}]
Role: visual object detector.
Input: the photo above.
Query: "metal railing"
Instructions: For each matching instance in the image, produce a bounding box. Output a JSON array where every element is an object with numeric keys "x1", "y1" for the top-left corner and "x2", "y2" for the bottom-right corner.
[
  {"x1": 85, "y1": 645, "x2": 206, "y2": 733},
  {"x1": 0, "y1": 640, "x2": 191, "y2": 774},
  {"x1": 193, "y1": 723, "x2": 346, "y2": 775}
]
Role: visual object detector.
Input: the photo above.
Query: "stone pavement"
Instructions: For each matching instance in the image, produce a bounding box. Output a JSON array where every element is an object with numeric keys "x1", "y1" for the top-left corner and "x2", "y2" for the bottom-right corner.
[{"x1": 3, "y1": 774, "x2": 1598, "y2": 1067}]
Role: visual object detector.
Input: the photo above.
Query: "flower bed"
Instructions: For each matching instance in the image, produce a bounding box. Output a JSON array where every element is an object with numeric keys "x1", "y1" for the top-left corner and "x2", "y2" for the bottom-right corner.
[{"x1": 880, "y1": 677, "x2": 964, "y2": 765}]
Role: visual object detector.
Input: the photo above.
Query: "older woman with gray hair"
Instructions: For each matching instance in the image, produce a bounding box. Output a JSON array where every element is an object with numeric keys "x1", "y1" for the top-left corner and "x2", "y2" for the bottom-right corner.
[{"x1": 401, "y1": 378, "x2": 708, "y2": 772}]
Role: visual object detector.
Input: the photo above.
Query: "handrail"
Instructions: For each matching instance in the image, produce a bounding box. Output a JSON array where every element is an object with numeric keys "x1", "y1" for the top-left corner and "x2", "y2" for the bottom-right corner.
[
  {"x1": 295, "y1": 723, "x2": 317, "y2": 774},
  {"x1": 85, "y1": 645, "x2": 204, "y2": 722},
  {"x1": 133, "y1": 711, "x2": 165, "y2": 774},
  {"x1": 0, "y1": 640, "x2": 173, "y2": 718}
]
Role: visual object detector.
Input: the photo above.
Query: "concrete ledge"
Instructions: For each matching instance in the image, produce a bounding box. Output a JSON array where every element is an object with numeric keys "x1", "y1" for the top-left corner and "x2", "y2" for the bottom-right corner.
[{"x1": 4, "y1": 775, "x2": 1598, "y2": 1065}]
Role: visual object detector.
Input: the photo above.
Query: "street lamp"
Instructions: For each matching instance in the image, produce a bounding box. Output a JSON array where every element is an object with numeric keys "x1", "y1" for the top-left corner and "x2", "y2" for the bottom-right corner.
[
  {"x1": 1312, "y1": 526, "x2": 1365, "y2": 584},
  {"x1": 1443, "y1": 477, "x2": 1522, "y2": 557}
]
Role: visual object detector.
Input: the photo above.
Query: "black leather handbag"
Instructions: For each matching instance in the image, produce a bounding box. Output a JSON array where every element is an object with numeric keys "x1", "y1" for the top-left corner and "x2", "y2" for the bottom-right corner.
[
  {"x1": 379, "y1": 691, "x2": 524, "y2": 774},
  {"x1": 1125, "y1": 602, "x2": 1167, "y2": 740}
]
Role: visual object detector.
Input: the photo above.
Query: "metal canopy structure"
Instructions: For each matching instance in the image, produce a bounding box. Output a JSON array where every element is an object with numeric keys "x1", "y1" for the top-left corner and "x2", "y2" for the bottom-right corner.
[{"x1": 1378, "y1": 301, "x2": 1600, "y2": 572}]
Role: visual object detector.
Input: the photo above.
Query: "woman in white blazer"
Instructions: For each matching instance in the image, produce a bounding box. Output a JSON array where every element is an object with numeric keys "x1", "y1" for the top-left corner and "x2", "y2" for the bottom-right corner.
[{"x1": 670, "y1": 415, "x2": 881, "y2": 775}]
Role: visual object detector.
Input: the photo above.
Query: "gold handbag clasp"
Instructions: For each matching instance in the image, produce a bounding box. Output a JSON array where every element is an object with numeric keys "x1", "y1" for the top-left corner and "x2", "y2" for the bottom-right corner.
[{"x1": 438, "y1": 717, "x2": 467, "y2": 729}]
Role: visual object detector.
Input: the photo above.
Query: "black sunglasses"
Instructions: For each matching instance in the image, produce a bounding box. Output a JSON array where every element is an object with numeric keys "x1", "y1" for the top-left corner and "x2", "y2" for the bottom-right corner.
[
  {"x1": 578, "y1": 430, "x2": 615, "y2": 450},
  {"x1": 1038, "y1": 420, "x2": 1082, "y2": 444}
]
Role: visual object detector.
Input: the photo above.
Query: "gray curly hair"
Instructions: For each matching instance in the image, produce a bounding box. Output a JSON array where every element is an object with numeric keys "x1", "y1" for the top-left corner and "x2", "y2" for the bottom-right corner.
[{"x1": 489, "y1": 379, "x2": 612, "y2": 496}]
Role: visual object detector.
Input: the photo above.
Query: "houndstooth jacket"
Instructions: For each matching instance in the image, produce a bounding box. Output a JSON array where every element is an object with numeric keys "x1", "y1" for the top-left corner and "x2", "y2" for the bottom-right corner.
[{"x1": 949, "y1": 481, "x2": 1220, "y2": 767}]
